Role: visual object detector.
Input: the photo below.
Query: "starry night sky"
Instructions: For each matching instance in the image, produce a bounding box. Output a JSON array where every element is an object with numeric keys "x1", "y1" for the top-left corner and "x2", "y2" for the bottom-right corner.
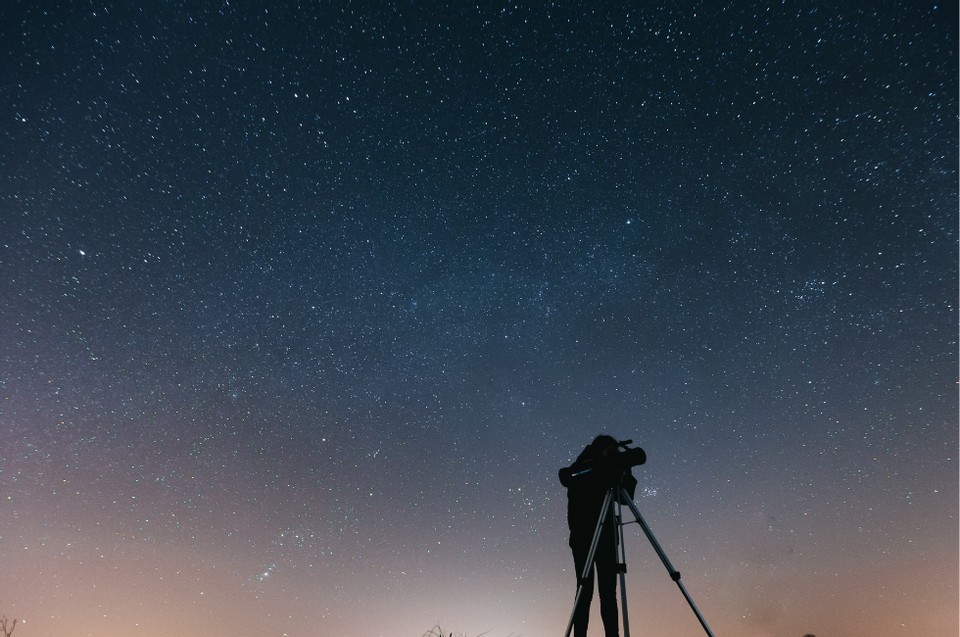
[{"x1": 1, "y1": 2, "x2": 957, "y2": 636}]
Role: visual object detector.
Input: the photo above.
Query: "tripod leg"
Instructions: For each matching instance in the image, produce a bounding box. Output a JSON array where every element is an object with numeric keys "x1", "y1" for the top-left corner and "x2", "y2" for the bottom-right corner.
[
  {"x1": 618, "y1": 488, "x2": 716, "y2": 637},
  {"x1": 563, "y1": 488, "x2": 616, "y2": 637}
]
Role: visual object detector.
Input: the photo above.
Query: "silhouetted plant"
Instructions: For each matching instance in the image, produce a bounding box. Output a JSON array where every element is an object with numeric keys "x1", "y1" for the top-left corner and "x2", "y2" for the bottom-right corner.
[
  {"x1": 0, "y1": 616, "x2": 17, "y2": 637},
  {"x1": 421, "y1": 625, "x2": 494, "y2": 637}
]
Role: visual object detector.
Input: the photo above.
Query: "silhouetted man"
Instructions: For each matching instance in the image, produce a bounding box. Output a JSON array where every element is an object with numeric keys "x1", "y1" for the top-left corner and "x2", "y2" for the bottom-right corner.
[{"x1": 560, "y1": 435, "x2": 639, "y2": 637}]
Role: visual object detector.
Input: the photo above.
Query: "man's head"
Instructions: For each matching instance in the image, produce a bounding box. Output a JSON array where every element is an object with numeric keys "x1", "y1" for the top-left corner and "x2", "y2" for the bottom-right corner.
[{"x1": 588, "y1": 435, "x2": 619, "y2": 459}]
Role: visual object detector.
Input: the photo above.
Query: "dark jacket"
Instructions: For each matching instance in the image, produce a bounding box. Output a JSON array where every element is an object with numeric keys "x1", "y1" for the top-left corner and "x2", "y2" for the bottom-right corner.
[{"x1": 560, "y1": 450, "x2": 638, "y2": 549}]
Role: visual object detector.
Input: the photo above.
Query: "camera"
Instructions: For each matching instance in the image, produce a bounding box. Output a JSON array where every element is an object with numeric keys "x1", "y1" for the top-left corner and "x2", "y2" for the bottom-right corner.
[
  {"x1": 612, "y1": 443, "x2": 646, "y2": 470},
  {"x1": 558, "y1": 439, "x2": 646, "y2": 487}
]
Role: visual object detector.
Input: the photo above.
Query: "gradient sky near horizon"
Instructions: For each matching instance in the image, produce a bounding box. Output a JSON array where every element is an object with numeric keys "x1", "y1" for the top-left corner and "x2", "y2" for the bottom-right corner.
[{"x1": 2, "y1": 2, "x2": 957, "y2": 637}]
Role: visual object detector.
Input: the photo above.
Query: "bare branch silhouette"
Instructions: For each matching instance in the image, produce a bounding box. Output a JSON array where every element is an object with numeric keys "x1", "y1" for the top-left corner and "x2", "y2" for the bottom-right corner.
[
  {"x1": 421, "y1": 625, "x2": 495, "y2": 637},
  {"x1": 0, "y1": 616, "x2": 17, "y2": 637}
]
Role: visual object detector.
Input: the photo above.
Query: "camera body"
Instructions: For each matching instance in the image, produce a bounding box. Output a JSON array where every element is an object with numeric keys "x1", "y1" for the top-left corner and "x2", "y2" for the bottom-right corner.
[{"x1": 613, "y1": 445, "x2": 647, "y2": 470}]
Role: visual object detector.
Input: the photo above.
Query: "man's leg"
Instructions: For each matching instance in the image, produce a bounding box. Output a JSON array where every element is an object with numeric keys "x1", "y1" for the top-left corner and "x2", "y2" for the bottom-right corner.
[
  {"x1": 596, "y1": 541, "x2": 621, "y2": 637},
  {"x1": 572, "y1": 544, "x2": 595, "y2": 637}
]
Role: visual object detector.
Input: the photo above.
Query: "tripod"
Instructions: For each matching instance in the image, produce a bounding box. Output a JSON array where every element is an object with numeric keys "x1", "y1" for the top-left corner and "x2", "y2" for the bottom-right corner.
[{"x1": 563, "y1": 482, "x2": 715, "y2": 637}]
